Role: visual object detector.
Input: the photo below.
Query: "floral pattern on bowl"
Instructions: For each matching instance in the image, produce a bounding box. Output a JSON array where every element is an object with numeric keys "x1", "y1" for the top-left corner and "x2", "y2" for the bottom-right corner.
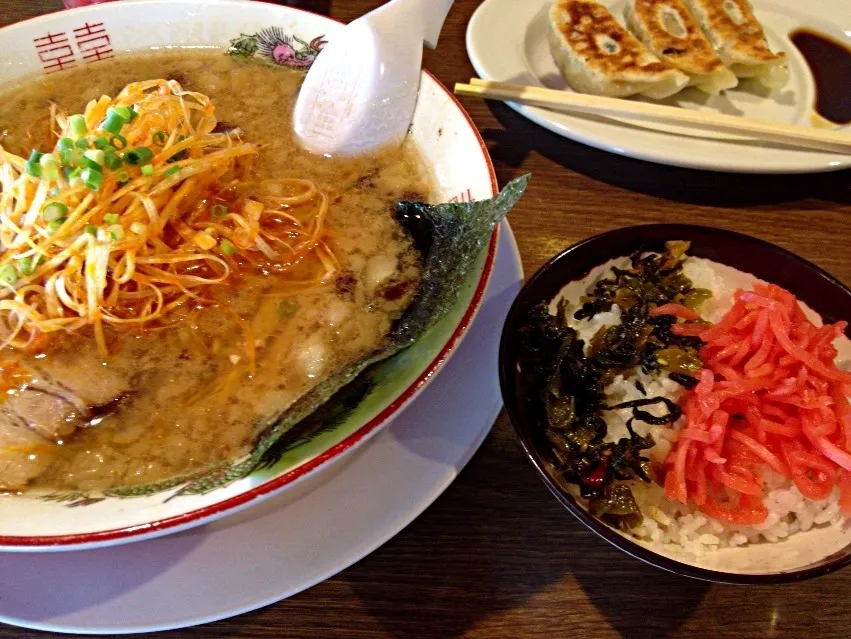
[{"x1": 228, "y1": 27, "x2": 326, "y2": 67}]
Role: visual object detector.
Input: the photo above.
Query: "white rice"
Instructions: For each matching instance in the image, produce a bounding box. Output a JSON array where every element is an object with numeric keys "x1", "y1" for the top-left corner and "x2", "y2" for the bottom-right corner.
[{"x1": 551, "y1": 255, "x2": 851, "y2": 560}]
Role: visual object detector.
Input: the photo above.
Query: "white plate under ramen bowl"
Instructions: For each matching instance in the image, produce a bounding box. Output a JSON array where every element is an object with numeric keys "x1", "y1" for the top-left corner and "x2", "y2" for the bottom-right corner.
[
  {"x1": 0, "y1": 0, "x2": 499, "y2": 551},
  {"x1": 466, "y1": 0, "x2": 851, "y2": 173}
]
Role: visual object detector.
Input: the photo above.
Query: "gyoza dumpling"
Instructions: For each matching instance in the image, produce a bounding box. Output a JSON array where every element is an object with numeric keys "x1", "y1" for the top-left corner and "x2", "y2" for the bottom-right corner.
[
  {"x1": 624, "y1": 0, "x2": 738, "y2": 94},
  {"x1": 680, "y1": 0, "x2": 788, "y2": 88},
  {"x1": 548, "y1": 0, "x2": 689, "y2": 99}
]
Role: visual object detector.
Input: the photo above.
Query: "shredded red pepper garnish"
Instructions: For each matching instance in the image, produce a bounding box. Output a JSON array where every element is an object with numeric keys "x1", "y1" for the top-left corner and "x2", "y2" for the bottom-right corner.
[
  {"x1": 662, "y1": 283, "x2": 851, "y2": 525},
  {"x1": 650, "y1": 302, "x2": 702, "y2": 321}
]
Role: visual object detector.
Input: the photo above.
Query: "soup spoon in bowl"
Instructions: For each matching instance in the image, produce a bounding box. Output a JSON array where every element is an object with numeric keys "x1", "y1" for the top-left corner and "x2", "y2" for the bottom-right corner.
[{"x1": 293, "y1": 0, "x2": 455, "y2": 156}]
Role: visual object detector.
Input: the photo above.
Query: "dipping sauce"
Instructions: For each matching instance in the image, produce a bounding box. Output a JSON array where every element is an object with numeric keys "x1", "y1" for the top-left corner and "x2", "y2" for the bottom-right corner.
[{"x1": 790, "y1": 29, "x2": 851, "y2": 125}]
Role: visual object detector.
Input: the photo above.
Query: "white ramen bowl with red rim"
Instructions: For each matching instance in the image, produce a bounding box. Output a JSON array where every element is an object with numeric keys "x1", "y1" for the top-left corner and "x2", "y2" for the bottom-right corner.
[{"x1": 0, "y1": 0, "x2": 499, "y2": 551}]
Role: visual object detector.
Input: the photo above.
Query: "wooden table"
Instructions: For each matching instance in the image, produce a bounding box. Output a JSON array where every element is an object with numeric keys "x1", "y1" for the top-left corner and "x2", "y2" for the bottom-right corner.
[{"x1": 1, "y1": 1, "x2": 850, "y2": 637}]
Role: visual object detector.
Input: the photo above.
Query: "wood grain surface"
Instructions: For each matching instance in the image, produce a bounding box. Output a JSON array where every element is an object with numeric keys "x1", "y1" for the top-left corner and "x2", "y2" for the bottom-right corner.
[{"x1": 1, "y1": 1, "x2": 850, "y2": 637}]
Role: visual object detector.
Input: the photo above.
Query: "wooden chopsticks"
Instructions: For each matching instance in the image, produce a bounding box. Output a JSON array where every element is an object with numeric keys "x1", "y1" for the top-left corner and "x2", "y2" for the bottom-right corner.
[{"x1": 454, "y1": 79, "x2": 851, "y2": 154}]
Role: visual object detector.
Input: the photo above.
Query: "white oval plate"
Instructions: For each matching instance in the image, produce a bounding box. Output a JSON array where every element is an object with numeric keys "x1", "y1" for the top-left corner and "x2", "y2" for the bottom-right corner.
[
  {"x1": 0, "y1": 221, "x2": 522, "y2": 635},
  {"x1": 466, "y1": 0, "x2": 851, "y2": 173}
]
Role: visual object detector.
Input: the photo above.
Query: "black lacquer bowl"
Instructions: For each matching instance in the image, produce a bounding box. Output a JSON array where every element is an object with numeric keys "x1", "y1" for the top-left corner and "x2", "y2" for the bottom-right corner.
[{"x1": 499, "y1": 224, "x2": 851, "y2": 584}]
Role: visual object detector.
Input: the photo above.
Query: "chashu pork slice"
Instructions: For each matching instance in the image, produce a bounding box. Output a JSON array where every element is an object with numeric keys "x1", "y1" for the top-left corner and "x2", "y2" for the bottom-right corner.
[
  {"x1": 680, "y1": 0, "x2": 787, "y2": 88},
  {"x1": 0, "y1": 390, "x2": 83, "y2": 490},
  {"x1": 0, "y1": 351, "x2": 131, "y2": 489},
  {"x1": 624, "y1": 0, "x2": 738, "y2": 94},
  {"x1": 0, "y1": 418, "x2": 56, "y2": 490},
  {"x1": 548, "y1": 0, "x2": 689, "y2": 99}
]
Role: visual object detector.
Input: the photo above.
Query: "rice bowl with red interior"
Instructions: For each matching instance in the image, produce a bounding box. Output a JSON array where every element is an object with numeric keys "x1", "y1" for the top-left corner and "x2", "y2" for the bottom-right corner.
[{"x1": 501, "y1": 225, "x2": 851, "y2": 580}]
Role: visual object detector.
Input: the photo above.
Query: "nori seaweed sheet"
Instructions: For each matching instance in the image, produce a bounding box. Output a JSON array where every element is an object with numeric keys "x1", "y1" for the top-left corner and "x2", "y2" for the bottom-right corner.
[{"x1": 106, "y1": 175, "x2": 530, "y2": 499}]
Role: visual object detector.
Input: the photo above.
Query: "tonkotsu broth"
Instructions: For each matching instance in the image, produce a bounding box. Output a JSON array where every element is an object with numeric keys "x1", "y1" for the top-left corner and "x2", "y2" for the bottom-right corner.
[{"x1": 0, "y1": 52, "x2": 434, "y2": 492}]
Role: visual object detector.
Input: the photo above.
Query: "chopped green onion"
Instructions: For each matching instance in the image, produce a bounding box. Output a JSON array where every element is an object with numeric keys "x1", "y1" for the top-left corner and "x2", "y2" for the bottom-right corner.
[
  {"x1": 18, "y1": 257, "x2": 34, "y2": 277},
  {"x1": 80, "y1": 167, "x2": 102, "y2": 191},
  {"x1": 25, "y1": 150, "x2": 43, "y2": 177},
  {"x1": 104, "y1": 152, "x2": 122, "y2": 170},
  {"x1": 57, "y1": 140, "x2": 74, "y2": 163},
  {"x1": 140, "y1": 164, "x2": 154, "y2": 176},
  {"x1": 110, "y1": 134, "x2": 127, "y2": 150},
  {"x1": 130, "y1": 222, "x2": 147, "y2": 235},
  {"x1": 127, "y1": 107, "x2": 138, "y2": 122},
  {"x1": 84, "y1": 149, "x2": 105, "y2": 166},
  {"x1": 104, "y1": 213, "x2": 120, "y2": 225},
  {"x1": 48, "y1": 187, "x2": 60, "y2": 197},
  {"x1": 102, "y1": 108, "x2": 129, "y2": 135},
  {"x1": 39, "y1": 153, "x2": 60, "y2": 181},
  {"x1": 84, "y1": 225, "x2": 97, "y2": 235},
  {"x1": 115, "y1": 169, "x2": 130, "y2": 184},
  {"x1": 80, "y1": 156, "x2": 102, "y2": 171},
  {"x1": 219, "y1": 239, "x2": 238, "y2": 256},
  {"x1": 46, "y1": 219, "x2": 66, "y2": 235},
  {"x1": 68, "y1": 147, "x2": 85, "y2": 167},
  {"x1": 277, "y1": 300, "x2": 298, "y2": 318},
  {"x1": 69, "y1": 114, "x2": 87, "y2": 138},
  {"x1": 163, "y1": 165, "x2": 181, "y2": 177},
  {"x1": 102, "y1": 115, "x2": 125, "y2": 136},
  {"x1": 93, "y1": 136, "x2": 110, "y2": 150},
  {"x1": 74, "y1": 138, "x2": 90, "y2": 150},
  {"x1": 152, "y1": 130, "x2": 167, "y2": 145},
  {"x1": 123, "y1": 147, "x2": 153, "y2": 165},
  {"x1": 41, "y1": 201, "x2": 68, "y2": 222},
  {"x1": 39, "y1": 153, "x2": 59, "y2": 167},
  {"x1": 0, "y1": 264, "x2": 19, "y2": 286},
  {"x1": 66, "y1": 167, "x2": 82, "y2": 186},
  {"x1": 108, "y1": 224, "x2": 125, "y2": 241},
  {"x1": 211, "y1": 204, "x2": 228, "y2": 219},
  {"x1": 113, "y1": 105, "x2": 133, "y2": 121}
]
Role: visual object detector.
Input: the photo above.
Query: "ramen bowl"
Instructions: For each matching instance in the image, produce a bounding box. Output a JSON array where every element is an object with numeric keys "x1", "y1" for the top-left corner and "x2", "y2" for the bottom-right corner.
[{"x1": 0, "y1": 0, "x2": 498, "y2": 550}]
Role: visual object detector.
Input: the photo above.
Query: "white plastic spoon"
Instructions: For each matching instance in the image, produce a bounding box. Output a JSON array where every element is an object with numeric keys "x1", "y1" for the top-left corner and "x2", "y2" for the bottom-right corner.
[{"x1": 293, "y1": 0, "x2": 455, "y2": 156}]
